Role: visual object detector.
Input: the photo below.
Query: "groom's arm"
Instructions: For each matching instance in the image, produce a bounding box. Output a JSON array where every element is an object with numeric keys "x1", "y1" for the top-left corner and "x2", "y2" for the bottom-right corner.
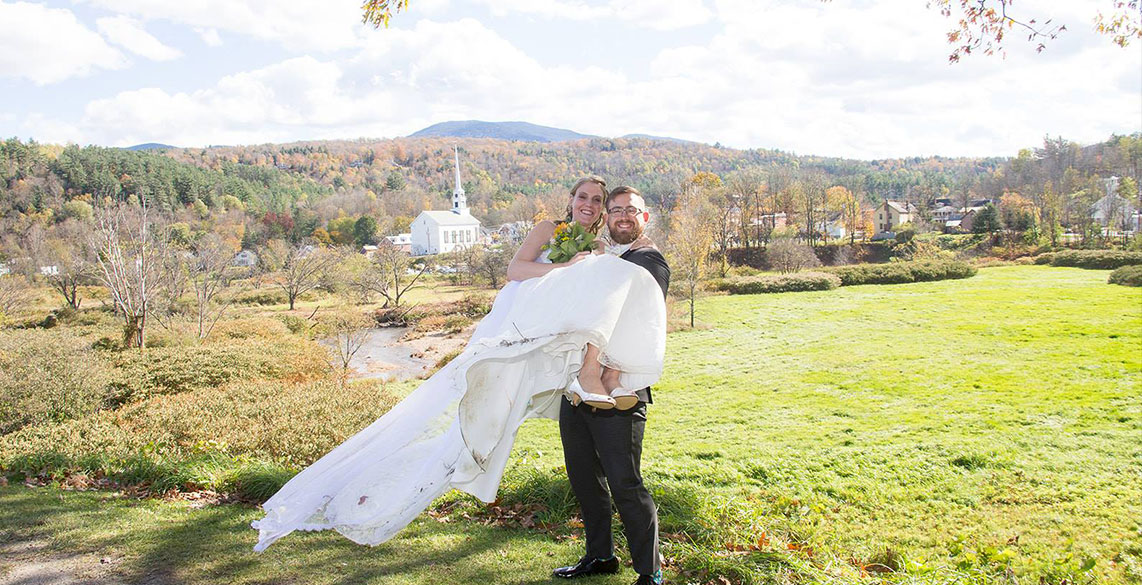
[{"x1": 622, "y1": 248, "x2": 670, "y2": 299}]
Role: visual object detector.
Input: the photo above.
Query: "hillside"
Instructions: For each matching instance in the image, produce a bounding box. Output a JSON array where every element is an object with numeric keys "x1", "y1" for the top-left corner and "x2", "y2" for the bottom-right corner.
[
  {"x1": 409, "y1": 120, "x2": 595, "y2": 142},
  {"x1": 1, "y1": 133, "x2": 1137, "y2": 252}
]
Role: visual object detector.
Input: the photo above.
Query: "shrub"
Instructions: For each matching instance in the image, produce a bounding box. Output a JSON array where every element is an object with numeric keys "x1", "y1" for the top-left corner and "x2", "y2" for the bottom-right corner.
[
  {"x1": 826, "y1": 260, "x2": 977, "y2": 286},
  {"x1": 766, "y1": 238, "x2": 821, "y2": 273},
  {"x1": 413, "y1": 314, "x2": 472, "y2": 334},
  {"x1": 1033, "y1": 253, "x2": 1055, "y2": 265},
  {"x1": 0, "y1": 378, "x2": 404, "y2": 485},
  {"x1": 105, "y1": 338, "x2": 328, "y2": 404},
  {"x1": 207, "y1": 318, "x2": 291, "y2": 341},
  {"x1": 278, "y1": 314, "x2": 314, "y2": 336},
  {"x1": 1108, "y1": 265, "x2": 1142, "y2": 287},
  {"x1": 715, "y1": 272, "x2": 841, "y2": 295},
  {"x1": 230, "y1": 288, "x2": 288, "y2": 306},
  {"x1": 1048, "y1": 249, "x2": 1142, "y2": 269},
  {"x1": 0, "y1": 330, "x2": 114, "y2": 434}
]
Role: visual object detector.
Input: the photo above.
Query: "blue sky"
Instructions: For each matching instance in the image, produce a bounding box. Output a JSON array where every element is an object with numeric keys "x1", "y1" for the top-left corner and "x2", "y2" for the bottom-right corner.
[{"x1": 1, "y1": 0, "x2": 1139, "y2": 159}]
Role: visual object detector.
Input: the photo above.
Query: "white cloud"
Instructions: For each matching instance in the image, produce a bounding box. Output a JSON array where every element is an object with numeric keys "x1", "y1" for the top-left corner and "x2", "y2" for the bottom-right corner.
[
  {"x1": 471, "y1": 0, "x2": 711, "y2": 30},
  {"x1": 70, "y1": 19, "x2": 628, "y2": 147},
  {"x1": 15, "y1": 2, "x2": 1140, "y2": 158},
  {"x1": 0, "y1": 1, "x2": 127, "y2": 84},
  {"x1": 97, "y1": 16, "x2": 182, "y2": 61},
  {"x1": 195, "y1": 27, "x2": 223, "y2": 47},
  {"x1": 77, "y1": 0, "x2": 369, "y2": 52}
]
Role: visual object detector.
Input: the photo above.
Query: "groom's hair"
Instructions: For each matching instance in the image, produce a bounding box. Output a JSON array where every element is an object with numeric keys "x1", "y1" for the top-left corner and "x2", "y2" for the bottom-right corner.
[{"x1": 606, "y1": 185, "x2": 642, "y2": 207}]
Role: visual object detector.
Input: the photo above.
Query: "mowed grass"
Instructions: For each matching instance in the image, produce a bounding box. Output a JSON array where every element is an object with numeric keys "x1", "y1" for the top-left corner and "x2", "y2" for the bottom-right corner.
[{"x1": 1, "y1": 265, "x2": 1139, "y2": 584}]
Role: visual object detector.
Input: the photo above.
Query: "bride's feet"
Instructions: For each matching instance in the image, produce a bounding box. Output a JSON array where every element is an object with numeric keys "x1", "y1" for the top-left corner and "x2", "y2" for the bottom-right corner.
[
  {"x1": 568, "y1": 379, "x2": 615, "y2": 410},
  {"x1": 610, "y1": 388, "x2": 639, "y2": 411},
  {"x1": 602, "y1": 367, "x2": 639, "y2": 410}
]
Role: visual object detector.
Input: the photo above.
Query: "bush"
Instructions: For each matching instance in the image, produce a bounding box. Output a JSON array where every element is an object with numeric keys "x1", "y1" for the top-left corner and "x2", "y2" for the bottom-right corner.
[
  {"x1": 105, "y1": 338, "x2": 328, "y2": 404},
  {"x1": 207, "y1": 318, "x2": 292, "y2": 341},
  {"x1": 1048, "y1": 249, "x2": 1142, "y2": 269},
  {"x1": 413, "y1": 314, "x2": 472, "y2": 334},
  {"x1": 278, "y1": 314, "x2": 314, "y2": 336},
  {"x1": 0, "y1": 378, "x2": 403, "y2": 488},
  {"x1": 1108, "y1": 265, "x2": 1142, "y2": 286},
  {"x1": 0, "y1": 330, "x2": 114, "y2": 435},
  {"x1": 230, "y1": 288, "x2": 289, "y2": 306},
  {"x1": 826, "y1": 260, "x2": 977, "y2": 286},
  {"x1": 1033, "y1": 253, "x2": 1055, "y2": 265},
  {"x1": 715, "y1": 272, "x2": 841, "y2": 295}
]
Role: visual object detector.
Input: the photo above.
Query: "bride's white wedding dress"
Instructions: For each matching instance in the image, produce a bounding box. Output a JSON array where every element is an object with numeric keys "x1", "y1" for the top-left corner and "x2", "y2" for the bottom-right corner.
[{"x1": 252, "y1": 253, "x2": 666, "y2": 551}]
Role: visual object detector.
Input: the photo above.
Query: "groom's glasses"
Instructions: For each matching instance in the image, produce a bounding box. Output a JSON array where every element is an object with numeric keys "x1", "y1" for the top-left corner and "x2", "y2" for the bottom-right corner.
[{"x1": 607, "y1": 206, "x2": 643, "y2": 216}]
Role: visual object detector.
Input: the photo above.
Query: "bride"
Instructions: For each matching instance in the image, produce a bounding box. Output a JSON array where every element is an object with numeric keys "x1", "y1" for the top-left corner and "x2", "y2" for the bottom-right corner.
[{"x1": 252, "y1": 177, "x2": 667, "y2": 551}]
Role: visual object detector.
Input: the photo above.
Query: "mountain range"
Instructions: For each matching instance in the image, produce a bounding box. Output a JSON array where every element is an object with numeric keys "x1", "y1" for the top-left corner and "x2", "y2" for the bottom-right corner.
[{"x1": 408, "y1": 120, "x2": 695, "y2": 144}]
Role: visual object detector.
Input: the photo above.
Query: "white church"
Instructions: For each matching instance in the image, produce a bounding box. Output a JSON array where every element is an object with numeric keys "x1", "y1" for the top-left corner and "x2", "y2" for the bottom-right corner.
[{"x1": 410, "y1": 146, "x2": 482, "y2": 256}]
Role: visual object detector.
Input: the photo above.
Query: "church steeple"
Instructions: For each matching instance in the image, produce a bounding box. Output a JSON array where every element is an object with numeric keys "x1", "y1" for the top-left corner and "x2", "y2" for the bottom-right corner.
[{"x1": 451, "y1": 146, "x2": 468, "y2": 215}]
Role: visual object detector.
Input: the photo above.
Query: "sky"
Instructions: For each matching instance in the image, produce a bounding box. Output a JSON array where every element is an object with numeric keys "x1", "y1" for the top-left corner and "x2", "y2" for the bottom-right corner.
[{"x1": 0, "y1": 0, "x2": 1139, "y2": 159}]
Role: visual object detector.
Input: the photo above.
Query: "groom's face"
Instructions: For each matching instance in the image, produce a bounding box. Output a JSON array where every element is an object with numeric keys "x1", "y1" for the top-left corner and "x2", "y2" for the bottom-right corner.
[{"x1": 606, "y1": 192, "x2": 648, "y2": 245}]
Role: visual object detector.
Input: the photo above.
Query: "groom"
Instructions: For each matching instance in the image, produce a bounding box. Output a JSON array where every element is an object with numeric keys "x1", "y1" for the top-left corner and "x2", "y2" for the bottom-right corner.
[{"x1": 554, "y1": 185, "x2": 670, "y2": 585}]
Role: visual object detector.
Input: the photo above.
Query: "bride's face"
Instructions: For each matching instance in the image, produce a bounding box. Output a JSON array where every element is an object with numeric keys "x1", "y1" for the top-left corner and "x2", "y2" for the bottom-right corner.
[{"x1": 570, "y1": 182, "x2": 605, "y2": 227}]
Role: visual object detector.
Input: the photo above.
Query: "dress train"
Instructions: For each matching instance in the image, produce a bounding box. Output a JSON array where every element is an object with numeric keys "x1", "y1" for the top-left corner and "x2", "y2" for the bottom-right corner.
[{"x1": 252, "y1": 254, "x2": 666, "y2": 551}]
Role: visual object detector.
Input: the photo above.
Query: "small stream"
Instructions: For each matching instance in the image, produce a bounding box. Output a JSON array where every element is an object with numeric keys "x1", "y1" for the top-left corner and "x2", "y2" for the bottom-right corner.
[{"x1": 347, "y1": 327, "x2": 436, "y2": 382}]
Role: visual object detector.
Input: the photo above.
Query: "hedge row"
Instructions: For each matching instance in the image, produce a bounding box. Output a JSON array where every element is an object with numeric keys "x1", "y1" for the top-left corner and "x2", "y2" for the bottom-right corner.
[
  {"x1": 825, "y1": 260, "x2": 977, "y2": 286},
  {"x1": 714, "y1": 260, "x2": 977, "y2": 295},
  {"x1": 1036, "y1": 249, "x2": 1142, "y2": 269},
  {"x1": 1108, "y1": 265, "x2": 1142, "y2": 287},
  {"x1": 713, "y1": 272, "x2": 840, "y2": 295}
]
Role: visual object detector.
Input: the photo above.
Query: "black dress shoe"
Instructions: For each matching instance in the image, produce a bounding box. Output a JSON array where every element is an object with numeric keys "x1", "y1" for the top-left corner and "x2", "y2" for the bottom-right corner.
[{"x1": 552, "y1": 555, "x2": 621, "y2": 578}]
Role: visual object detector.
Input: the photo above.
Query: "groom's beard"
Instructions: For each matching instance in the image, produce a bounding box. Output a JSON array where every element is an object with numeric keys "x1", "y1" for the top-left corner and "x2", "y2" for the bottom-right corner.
[{"x1": 608, "y1": 221, "x2": 643, "y2": 244}]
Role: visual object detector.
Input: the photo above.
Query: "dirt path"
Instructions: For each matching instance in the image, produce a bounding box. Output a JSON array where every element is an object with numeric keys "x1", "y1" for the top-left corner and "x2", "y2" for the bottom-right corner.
[{"x1": 0, "y1": 540, "x2": 126, "y2": 585}]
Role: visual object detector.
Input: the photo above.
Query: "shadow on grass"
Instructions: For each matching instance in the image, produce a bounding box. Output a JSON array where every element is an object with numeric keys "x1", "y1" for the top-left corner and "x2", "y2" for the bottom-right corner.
[{"x1": 1, "y1": 483, "x2": 651, "y2": 585}]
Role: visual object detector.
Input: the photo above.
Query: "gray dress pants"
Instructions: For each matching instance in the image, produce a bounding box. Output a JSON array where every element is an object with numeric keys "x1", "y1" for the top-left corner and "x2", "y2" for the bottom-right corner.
[{"x1": 559, "y1": 397, "x2": 661, "y2": 575}]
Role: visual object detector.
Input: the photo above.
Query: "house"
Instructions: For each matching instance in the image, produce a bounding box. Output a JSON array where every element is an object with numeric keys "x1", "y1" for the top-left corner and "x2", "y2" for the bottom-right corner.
[
  {"x1": 384, "y1": 233, "x2": 412, "y2": 253},
  {"x1": 360, "y1": 245, "x2": 379, "y2": 259},
  {"x1": 931, "y1": 204, "x2": 961, "y2": 223},
  {"x1": 410, "y1": 146, "x2": 482, "y2": 256},
  {"x1": 875, "y1": 200, "x2": 915, "y2": 234},
  {"x1": 0, "y1": 263, "x2": 8, "y2": 277},
  {"x1": 1090, "y1": 194, "x2": 1137, "y2": 230},
  {"x1": 232, "y1": 249, "x2": 258, "y2": 267},
  {"x1": 39, "y1": 265, "x2": 59, "y2": 276},
  {"x1": 494, "y1": 221, "x2": 532, "y2": 243}
]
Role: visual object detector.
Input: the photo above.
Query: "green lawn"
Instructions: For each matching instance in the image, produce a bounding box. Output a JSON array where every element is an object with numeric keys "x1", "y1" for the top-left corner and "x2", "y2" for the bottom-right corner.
[{"x1": 2, "y1": 266, "x2": 1140, "y2": 585}]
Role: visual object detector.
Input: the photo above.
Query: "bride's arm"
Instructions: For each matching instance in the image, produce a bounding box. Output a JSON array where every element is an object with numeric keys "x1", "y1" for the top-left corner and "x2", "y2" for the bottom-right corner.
[{"x1": 506, "y1": 221, "x2": 588, "y2": 281}]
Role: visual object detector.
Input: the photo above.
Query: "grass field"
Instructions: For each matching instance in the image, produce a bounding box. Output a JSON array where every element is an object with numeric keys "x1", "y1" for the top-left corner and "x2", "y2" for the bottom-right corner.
[{"x1": 1, "y1": 265, "x2": 1139, "y2": 585}]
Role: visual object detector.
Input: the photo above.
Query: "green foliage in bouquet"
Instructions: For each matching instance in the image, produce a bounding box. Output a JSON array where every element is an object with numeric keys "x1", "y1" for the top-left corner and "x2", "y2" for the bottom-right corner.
[{"x1": 543, "y1": 222, "x2": 596, "y2": 264}]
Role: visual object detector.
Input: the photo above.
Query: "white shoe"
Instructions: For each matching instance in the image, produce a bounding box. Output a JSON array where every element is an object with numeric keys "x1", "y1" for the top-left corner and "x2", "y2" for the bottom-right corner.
[
  {"x1": 568, "y1": 379, "x2": 615, "y2": 409},
  {"x1": 610, "y1": 388, "x2": 639, "y2": 411}
]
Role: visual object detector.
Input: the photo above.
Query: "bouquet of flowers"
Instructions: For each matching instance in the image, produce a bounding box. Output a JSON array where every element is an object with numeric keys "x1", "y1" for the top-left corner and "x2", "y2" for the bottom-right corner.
[{"x1": 543, "y1": 221, "x2": 596, "y2": 263}]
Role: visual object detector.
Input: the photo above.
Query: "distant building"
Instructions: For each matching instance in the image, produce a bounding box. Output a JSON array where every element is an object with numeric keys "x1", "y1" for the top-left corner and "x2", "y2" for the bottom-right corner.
[
  {"x1": 410, "y1": 146, "x2": 482, "y2": 256},
  {"x1": 931, "y1": 204, "x2": 960, "y2": 223},
  {"x1": 493, "y1": 221, "x2": 532, "y2": 243},
  {"x1": 385, "y1": 233, "x2": 413, "y2": 253},
  {"x1": 232, "y1": 249, "x2": 258, "y2": 267},
  {"x1": 0, "y1": 263, "x2": 9, "y2": 277},
  {"x1": 1091, "y1": 194, "x2": 1137, "y2": 230},
  {"x1": 876, "y1": 200, "x2": 915, "y2": 234},
  {"x1": 39, "y1": 265, "x2": 59, "y2": 276}
]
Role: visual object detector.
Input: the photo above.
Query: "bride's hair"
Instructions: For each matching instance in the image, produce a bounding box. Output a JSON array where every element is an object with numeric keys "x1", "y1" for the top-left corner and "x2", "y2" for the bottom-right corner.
[{"x1": 565, "y1": 176, "x2": 607, "y2": 234}]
